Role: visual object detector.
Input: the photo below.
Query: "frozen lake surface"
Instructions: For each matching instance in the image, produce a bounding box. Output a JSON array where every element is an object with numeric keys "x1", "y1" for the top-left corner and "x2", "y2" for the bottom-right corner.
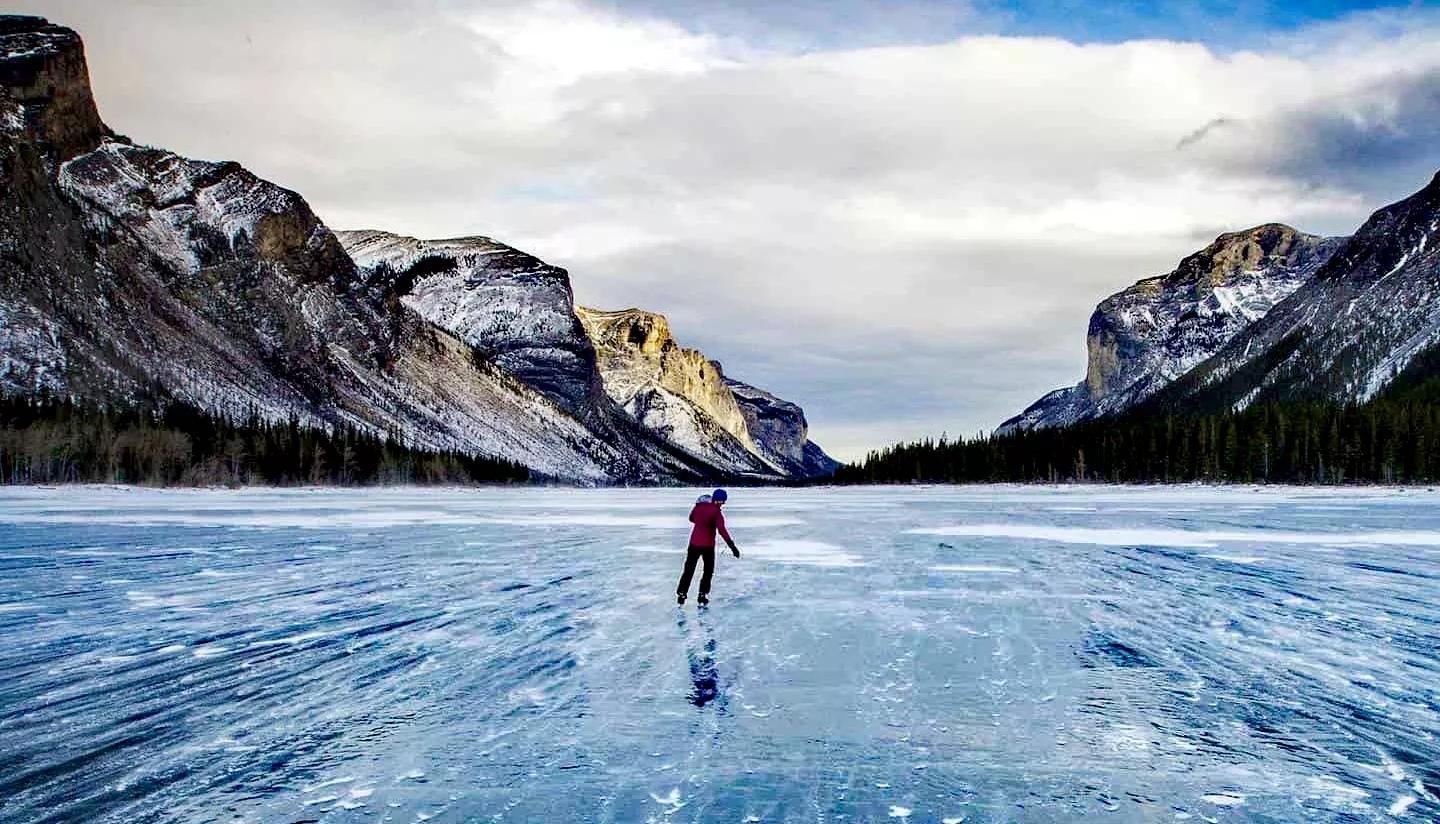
[{"x1": 2, "y1": 485, "x2": 1439, "y2": 823}]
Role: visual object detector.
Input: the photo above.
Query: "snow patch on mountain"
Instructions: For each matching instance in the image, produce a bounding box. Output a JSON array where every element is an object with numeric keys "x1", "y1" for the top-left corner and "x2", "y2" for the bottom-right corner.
[
  {"x1": 61, "y1": 143, "x2": 330, "y2": 279},
  {"x1": 0, "y1": 297, "x2": 66, "y2": 394}
]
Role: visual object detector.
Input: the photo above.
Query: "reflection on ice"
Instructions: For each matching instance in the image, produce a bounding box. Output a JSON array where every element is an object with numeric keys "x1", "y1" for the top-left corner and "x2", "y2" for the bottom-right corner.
[
  {"x1": 680, "y1": 612, "x2": 725, "y2": 710},
  {"x1": 2, "y1": 484, "x2": 1439, "y2": 822}
]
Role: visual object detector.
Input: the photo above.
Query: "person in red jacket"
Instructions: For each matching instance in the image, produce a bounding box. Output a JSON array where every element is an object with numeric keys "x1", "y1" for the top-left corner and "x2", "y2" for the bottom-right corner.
[{"x1": 677, "y1": 488, "x2": 740, "y2": 606}]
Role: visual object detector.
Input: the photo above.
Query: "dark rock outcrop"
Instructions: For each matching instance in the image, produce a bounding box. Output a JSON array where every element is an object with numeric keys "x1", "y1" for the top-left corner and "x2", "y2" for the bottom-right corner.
[{"x1": 0, "y1": 15, "x2": 108, "y2": 160}]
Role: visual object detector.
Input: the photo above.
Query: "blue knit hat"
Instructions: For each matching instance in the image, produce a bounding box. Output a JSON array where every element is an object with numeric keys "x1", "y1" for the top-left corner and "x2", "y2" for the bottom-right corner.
[{"x1": 711, "y1": 488, "x2": 728, "y2": 502}]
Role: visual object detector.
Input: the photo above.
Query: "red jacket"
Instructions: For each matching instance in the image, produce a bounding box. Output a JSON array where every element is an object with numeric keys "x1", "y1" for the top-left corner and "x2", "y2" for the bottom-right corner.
[{"x1": 688, "y1": 502, "x2": 735, "y2": 549}]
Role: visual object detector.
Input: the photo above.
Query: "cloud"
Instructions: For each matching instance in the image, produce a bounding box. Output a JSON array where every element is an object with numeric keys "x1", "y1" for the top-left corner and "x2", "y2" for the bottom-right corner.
[
  {"x1": 13, "y1": 0, "x2": 1440, "y2": 458},
  {"x1": 455, "y1": 0, "x2": 744, "y2": 127},
  {"x1": 1265, "y1": 70, "x2": 1440, "y2": 195}
]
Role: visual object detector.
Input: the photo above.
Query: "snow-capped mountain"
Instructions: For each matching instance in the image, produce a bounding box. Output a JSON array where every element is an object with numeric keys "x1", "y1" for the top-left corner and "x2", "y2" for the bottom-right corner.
[
  {"x1": 0, "y1": 15, "x2": 834, "y2": 483},
  {"x1": 1149, "y1": 172, "x2": 1440, "y2": 413},
  {"x1": 577, "y1": 307, "x2": 837, "y2": 477},
  {"x1": 1001, "y1": 225, "x2": 1343, "y2": 431}
]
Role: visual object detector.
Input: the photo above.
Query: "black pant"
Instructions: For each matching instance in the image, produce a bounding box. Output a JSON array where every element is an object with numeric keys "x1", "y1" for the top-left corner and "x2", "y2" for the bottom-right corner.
[{"x1": 677, "y1": 544, "x2": 715, "y2": 597}]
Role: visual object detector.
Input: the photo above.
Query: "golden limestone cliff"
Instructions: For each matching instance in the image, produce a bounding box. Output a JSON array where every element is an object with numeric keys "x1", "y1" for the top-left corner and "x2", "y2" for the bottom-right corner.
[{"x1": 577, "y1": 306, "x2": 839, "y2": 478}]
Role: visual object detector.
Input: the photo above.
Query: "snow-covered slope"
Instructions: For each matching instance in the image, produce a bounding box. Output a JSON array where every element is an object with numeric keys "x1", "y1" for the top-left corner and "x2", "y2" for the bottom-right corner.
[
  {"x1": 337, "y1": 230, "x2": 603, "y2": 414},
  {"x1": 1001, "y1": 225, "x2": 1342, "y2": 431}
]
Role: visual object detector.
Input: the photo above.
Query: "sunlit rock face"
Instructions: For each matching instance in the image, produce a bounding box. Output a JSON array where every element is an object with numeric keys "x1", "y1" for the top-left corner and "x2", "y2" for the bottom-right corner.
[
  {"x1": 1001, "y1": 224, "x2": 1343, "y2": 432},
  {"x1": 577, "y1": 307, "x2": 838, "y2": 478},
  {"x1": 577, "y1": 307, "x2": 771, "y2": 475}
]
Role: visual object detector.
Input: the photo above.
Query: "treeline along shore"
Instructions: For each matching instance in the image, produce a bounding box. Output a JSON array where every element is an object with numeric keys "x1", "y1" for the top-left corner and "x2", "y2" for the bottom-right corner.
[
  {"x1": 838, "y1": 391, "x2": 1440, "y2": 486},
  {"x1": 0, "y1": 395, "x2": 531, "y2": 487},
  {"x1": 15, "y1": 388, "x2": 1440, "y2": 488}
]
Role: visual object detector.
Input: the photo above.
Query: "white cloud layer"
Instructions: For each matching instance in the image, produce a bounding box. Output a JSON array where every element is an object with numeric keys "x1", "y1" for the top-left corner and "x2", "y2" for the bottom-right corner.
[{"x1": 14, "y1": 0, "x2": 1440, "y2": 458}]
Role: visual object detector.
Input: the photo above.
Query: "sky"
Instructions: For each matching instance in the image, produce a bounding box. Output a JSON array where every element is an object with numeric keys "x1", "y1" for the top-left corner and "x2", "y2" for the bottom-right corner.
[{"x1": 15, "y1": 0, "x2": 1440, "y2": 459}]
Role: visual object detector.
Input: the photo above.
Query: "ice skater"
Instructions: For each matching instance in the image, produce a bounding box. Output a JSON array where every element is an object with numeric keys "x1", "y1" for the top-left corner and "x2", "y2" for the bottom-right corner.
[{"x1": 677, "y1": 489, "x2": 740, "y2": 607}]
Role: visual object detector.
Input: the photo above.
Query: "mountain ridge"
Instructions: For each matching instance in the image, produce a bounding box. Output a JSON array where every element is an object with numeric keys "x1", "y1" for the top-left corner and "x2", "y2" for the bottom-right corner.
[
  {"x1": 1142, "y1": 171, "x2": 1440, "y2": 415},
  {"x1": 1001, "y1": 223, "x2": 1345, "y2": 432},
  {"x1": 1000, "y1": 169, "x2": 1440, "y2": 441},
  {"x1": 0, "y1": 15, "x2": 836, "y2": 484}
]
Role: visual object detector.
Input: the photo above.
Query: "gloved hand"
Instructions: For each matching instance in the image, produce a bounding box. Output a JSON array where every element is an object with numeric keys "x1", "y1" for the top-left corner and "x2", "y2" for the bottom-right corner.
[{"x1": 731, "y1": 546, "x2": 741, "y2": 558}]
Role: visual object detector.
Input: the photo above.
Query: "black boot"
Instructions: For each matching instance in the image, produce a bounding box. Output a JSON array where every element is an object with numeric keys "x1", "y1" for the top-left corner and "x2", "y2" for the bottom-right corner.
[
  {"x1": 697, "y1": 594, "x2": 709, "y2": 607},
  {"x1": 677, "y1": 593, "x2": 686, "y2": 605}
]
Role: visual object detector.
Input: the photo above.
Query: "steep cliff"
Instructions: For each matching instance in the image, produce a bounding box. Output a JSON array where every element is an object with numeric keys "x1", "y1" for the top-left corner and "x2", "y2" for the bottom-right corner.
[
  {"x1": 0, "y1": 15, "x2": 107, "y2": 160},
  {"x1": 1001, "y1": 224, "x2": 1343, "y2": 431},
  {"x1": 576, "y1": 307, "x2": 837, "y2": 477},
  {"x1": 726, "y1": 378, "x2": 841, "y2": 478},
  {"x1": 576, "y1": 307, "x2": 772, "y2": 475}
]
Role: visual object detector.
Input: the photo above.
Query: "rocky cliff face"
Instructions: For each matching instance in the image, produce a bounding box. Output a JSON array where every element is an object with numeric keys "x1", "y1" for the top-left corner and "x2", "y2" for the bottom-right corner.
[
  {"x1": 0, "y1": 16, "x2": 833, "y2": 483},
  {"x1": 0, "y1": 16, "x2": 107, "y2": 160},
  {"x1": 576, "y1": 307, "x2": 772, "y2": 475},
  {"x1": 577, "y1": 307, "x2": 837, "y2": 477},
  {"x1": 1001, "y1": 224, "x2": 1343, "y2": 431},
  {"x1": 726, "y1": 378, "x2": 841, "y2": 477}
]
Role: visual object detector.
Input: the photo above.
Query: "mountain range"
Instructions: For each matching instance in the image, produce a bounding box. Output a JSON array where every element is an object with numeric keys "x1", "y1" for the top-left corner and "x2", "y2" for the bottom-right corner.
[
  {"x1": 0, "y1": 16, "x2": 836, "y2": 484},
  {"x1": 9, "y1": 14, "x2": 1439, "y2": 487},
  {"x1": 1001, "y1": 176, "x2": 1440, "y2": 432}
]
